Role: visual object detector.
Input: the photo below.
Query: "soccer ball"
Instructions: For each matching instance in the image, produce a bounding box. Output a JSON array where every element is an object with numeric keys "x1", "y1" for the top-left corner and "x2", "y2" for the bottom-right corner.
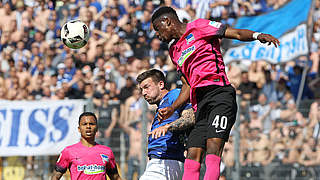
[{"x1": 61, "y1": 20, "x2": 89, "y2": 49}]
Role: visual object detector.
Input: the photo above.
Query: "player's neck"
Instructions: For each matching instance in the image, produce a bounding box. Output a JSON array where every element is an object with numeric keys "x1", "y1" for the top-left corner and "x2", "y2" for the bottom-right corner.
[
  {"x1": 80, "y1": 138, "x2": 96, "y2": 147},
  {"x1": 160, "y1": 89, "x2": 169, "y2": 100},
  {"x1": 174, "y1": 23, "x2": 187, "y2": 40}
]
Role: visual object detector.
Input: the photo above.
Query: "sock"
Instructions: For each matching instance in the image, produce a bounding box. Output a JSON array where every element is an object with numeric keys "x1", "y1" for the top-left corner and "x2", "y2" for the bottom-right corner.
[
  {"x1": 204, "y1": 154, "x2": 221, "y2": 180},
  {"x1": 182, "y1": 159, "x2": 201, "y2": 180}
]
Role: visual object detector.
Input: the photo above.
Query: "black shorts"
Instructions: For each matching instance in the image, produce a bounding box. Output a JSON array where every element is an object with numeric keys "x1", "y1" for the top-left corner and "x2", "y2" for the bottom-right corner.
[{"x1": 186, "y1": 85, "x2": 237, "y2": 149}]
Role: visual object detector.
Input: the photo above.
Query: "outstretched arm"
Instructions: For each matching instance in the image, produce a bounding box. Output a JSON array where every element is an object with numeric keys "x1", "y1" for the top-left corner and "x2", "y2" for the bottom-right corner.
[
  {"x1": 158, "y1": 75, "x2": 190, "y2": 120},
  {"x1": 149, "y1": 107, "x2": 195, "y2": 139},
  {"x1": 224, "y1": 27, "x2": 280, "y2": 47}
]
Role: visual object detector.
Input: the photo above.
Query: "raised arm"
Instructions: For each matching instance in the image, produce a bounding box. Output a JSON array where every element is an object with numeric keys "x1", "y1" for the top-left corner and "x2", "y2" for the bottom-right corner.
[
  {"x1": 158, "y1": 75, "x2": 190, "y2": 120},
  {"x1": 105, "y1": 108, "x2": 119, "y2": 138},
  {"x1": 224, "y1": 27, "x2": 280, "y2": 47}
]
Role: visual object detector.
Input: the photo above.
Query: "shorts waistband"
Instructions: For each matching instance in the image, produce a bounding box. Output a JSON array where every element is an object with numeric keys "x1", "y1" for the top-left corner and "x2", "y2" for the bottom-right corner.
[{"x1": 148, "y1": 154, "x2": 184, "y2": 162}]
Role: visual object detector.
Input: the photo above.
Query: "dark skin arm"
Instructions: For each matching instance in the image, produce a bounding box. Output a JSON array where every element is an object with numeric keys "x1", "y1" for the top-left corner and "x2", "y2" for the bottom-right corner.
[
  {"x1": 158, "y1": 75, "x2": 190, "y2": 120},
  {"x1": 51, "y1": 170, "x2": 64, "y2": 180},
  {"x1": 107, "y1": 166, "x2": 122, "y2": 180},
  {"x1": 109, "y1": 173, "x2": 122, "y2": 180},
  {"x1": 149, "y1": 107, "x2": 195, "y2": 139},
  {"x1": 224, "y1": 27, "x2": 280, "y2": 47}
]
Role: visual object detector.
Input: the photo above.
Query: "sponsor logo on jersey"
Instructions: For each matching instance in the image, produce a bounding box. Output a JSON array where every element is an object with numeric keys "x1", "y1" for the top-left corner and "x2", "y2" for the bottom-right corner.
[
  {"x1": 185, "y1": 33, "x2": 194, "y2": 44},
  {"x1": 178, "y1": 45, "x2": 195, "y2": 66},
  {"x1": 101, "y1": 154, "x2": 109, "y2": 164},
  {"x1": 77, "y1": 164, "x2": 105, "y2": 174},
  {"x1": 209, "y1": 21, "x2": 221, "y2": 28}
]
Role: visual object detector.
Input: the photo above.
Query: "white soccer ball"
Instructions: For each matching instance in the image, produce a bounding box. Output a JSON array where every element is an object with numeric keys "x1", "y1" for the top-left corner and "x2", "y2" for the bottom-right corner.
[{"x1": 61, "y1": 20, "x2": 90, "y2": 49}]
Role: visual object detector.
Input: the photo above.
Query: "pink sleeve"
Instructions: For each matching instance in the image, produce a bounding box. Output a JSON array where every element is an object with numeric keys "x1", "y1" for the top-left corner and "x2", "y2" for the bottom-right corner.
[
  {"x1": 105, "y1": 150, "x2": 118, "y2": 175},
  {"x1": 55, "y1": 148, "x2": 70, "y2": 172},
  {"x1": 107, "y1": 150, "x2": 116, "y2": 169},
  {"x1": 196, "y1": 19, "x2": 227, "y2": 38}
]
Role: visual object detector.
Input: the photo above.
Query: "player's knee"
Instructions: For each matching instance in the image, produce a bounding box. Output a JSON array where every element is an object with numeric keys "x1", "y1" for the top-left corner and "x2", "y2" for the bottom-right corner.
[
  {"x1": 186, "y1": 147, "x2": 204, "y2": 162},
  {"x1": 206, "y1": 138, "x2": 224, "y2": 155}
]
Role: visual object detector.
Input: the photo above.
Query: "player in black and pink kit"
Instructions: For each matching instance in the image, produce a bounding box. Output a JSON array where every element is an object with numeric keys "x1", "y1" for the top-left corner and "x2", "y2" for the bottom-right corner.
[{"x1": 151, "y1": 6, "x2": 280, "y2": 180}]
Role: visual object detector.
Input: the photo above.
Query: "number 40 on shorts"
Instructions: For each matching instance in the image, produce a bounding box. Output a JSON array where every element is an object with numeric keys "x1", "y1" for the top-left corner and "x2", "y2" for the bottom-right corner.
[{"x1": 212, "y1": 115, "x2": 228, "y2": 129}]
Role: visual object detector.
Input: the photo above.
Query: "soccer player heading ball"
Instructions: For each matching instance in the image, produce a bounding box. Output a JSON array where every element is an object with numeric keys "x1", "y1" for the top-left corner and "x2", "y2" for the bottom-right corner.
[{"x1": 151, "y1": 6, "x2": 280, "y2": 180}]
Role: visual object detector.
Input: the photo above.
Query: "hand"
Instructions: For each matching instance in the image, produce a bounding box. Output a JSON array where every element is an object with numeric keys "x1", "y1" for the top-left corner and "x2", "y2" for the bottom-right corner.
[
  {"x1": 158, "y1": 106, "x2": 175, "y2": 122},
  {"x1": 104, "y1": 129, "x2": 112, "y2": 138},
  {"x1": 257, "y1": 33, "x2": 280, "y2": 47},
  {"x1": 95, "y1": 131, "x2": 101, "y2": 138},
  {"x1": 148, "y1": 124, "x2": 170, "y2": 139}
]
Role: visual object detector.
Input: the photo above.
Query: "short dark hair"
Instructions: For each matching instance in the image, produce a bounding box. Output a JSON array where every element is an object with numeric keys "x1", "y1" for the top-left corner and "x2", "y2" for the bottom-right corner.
[
  {"x1": 136, "y1": 69, "x2": 168, "y2": 89},
  {"x1": 78, "y1": 112, "x2": 97, "y2": 125},
  {"x1": 151, "y1": 6, "x2": 179, "y2": 23}
]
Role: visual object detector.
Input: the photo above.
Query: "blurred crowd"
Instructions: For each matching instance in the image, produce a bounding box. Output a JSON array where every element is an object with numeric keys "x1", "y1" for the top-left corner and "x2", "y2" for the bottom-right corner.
[{"x1": 0, "y1": 0, "x2": 320, "y2": 179}]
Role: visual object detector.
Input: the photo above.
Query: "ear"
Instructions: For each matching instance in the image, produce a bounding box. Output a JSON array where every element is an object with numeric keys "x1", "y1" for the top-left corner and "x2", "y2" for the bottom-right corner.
[
  {"x1": 78, "y1": 126, "x2": 80, "y2": 133},
  {"x1": 161, "y1": 16, "x2": 171, "y2": 27},
  {"x1": 165, "y1": 17, "x2": 171, "y2": 27},
  {"x1": 159, "y1": 80, "x2": 165, "y2": 89}
]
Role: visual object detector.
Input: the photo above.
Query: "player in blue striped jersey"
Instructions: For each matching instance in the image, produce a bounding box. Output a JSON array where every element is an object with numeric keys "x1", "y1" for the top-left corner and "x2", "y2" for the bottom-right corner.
[{"x1": 136, "y1": 69, "x2": 195, "y2": 180}]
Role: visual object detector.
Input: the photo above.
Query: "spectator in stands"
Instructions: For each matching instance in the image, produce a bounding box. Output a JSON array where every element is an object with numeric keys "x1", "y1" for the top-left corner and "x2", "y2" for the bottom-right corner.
[
  {"x1": 119, "y1": 76, "x2": 135, "y2": 105},
  {"x1": 119, "y1": 120, "x2": 143, "y2": 180},
  {"x1": 252, "y1": 93, "x2": 275, "y2": 134},
  {"x1": 56, "y1": 63, "x2": 72, "y2": 84},
  {"x1": 243, "y1": 127, "x2": 273, "y2": 179},
  {"x1": 248, "y1": 61, "x2": 265, "y2": 89},
  {"x1": 67, "y1": 4, "x2": 79, "y2": 21},
  {"x1": 206, "y1": 0, "x2": 231, "y2": 20},
  {"x1": 113, "y1": 64, "x2": 128, "y2": 91},
  {"x1": 249, "y1": 105, "x2": 265, "y2": 130},
  {"x1": 64, "y1": 56, "x2": 76, "y2": 77},
  {"x1": 309, "y1": 98, "x2": 320, "y2": 139},
  {"x1": 287, "y1": 60, "x2": 315, "y2": 100},
  {"x1": 238, "y1": 70, "x2": 259, "y2": 103},
  {"x1": 120, "y1": 88, "x2": 142, "y2": 125},
  {"x1": 133, "y1": 30, "x2": 149, "y2": 59},
  {"x1": 262, "y1": 70, "x2": 277, "y2": 103},
  {"x1": 147, "y1": 37, "x2": 165, "y2": 66},
  {"x1": 154, "y1": 55, "x2": 170, "y2": 75},
  {"x1": 96, "y1": 92, "x2": 119, "y2": 146},
  {"x1": 274, "y1": 78, "x2": 289, "y2": 107},
  {"x1": 222, "y1": 137, "x2": 234, "y2": 178}
]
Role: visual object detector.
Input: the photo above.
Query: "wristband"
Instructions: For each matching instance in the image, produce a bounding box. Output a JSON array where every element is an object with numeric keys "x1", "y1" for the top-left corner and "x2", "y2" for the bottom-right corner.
[{"x1": 253, "y1": 32, "x2": 261, "y2": 40}]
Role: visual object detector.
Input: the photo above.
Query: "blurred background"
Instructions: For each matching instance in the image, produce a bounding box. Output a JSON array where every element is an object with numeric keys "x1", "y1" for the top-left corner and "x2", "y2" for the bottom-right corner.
[{"x1": 0, "y1": 0, "x2": 319, "y2": 179}]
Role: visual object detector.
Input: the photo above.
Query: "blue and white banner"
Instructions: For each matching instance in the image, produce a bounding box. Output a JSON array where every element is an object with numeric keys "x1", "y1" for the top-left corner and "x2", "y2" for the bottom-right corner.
[
  {"x1": 0, "y1": 100, "x2": 85, "y2": 156},
  {"x1": 224, "y1": 24, "x2": 308, "y2": 64},
  {"x1": 224, "y1": 0, "x2": 312, "y2": 64}
]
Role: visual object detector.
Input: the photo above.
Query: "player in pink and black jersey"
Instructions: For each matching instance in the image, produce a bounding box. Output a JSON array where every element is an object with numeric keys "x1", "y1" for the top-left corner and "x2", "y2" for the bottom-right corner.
[
  {"x1": 151, "y1": 6, "x2": 280, "y2": 180},
  {"x1": 51, "y1": 112, "x2": 122, "y2": 180}
]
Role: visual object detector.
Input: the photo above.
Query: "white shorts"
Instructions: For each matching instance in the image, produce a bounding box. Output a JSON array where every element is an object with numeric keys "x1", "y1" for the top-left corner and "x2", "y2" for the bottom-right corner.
[{"x1": 139, "y1": 158, "x2": 184, "y2": 180}]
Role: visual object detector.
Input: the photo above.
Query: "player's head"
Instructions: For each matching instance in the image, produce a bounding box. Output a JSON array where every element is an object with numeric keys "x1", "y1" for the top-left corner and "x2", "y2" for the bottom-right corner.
[
  {"x1": 136, "y1": 69, "x2": 168, "y2": 105},
  {"x1": 151, "y1": 6, "x2": 180, "y2": 43},
  {"x1": 78, "y1": 112, "x2": 98, "y2": 140}
]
